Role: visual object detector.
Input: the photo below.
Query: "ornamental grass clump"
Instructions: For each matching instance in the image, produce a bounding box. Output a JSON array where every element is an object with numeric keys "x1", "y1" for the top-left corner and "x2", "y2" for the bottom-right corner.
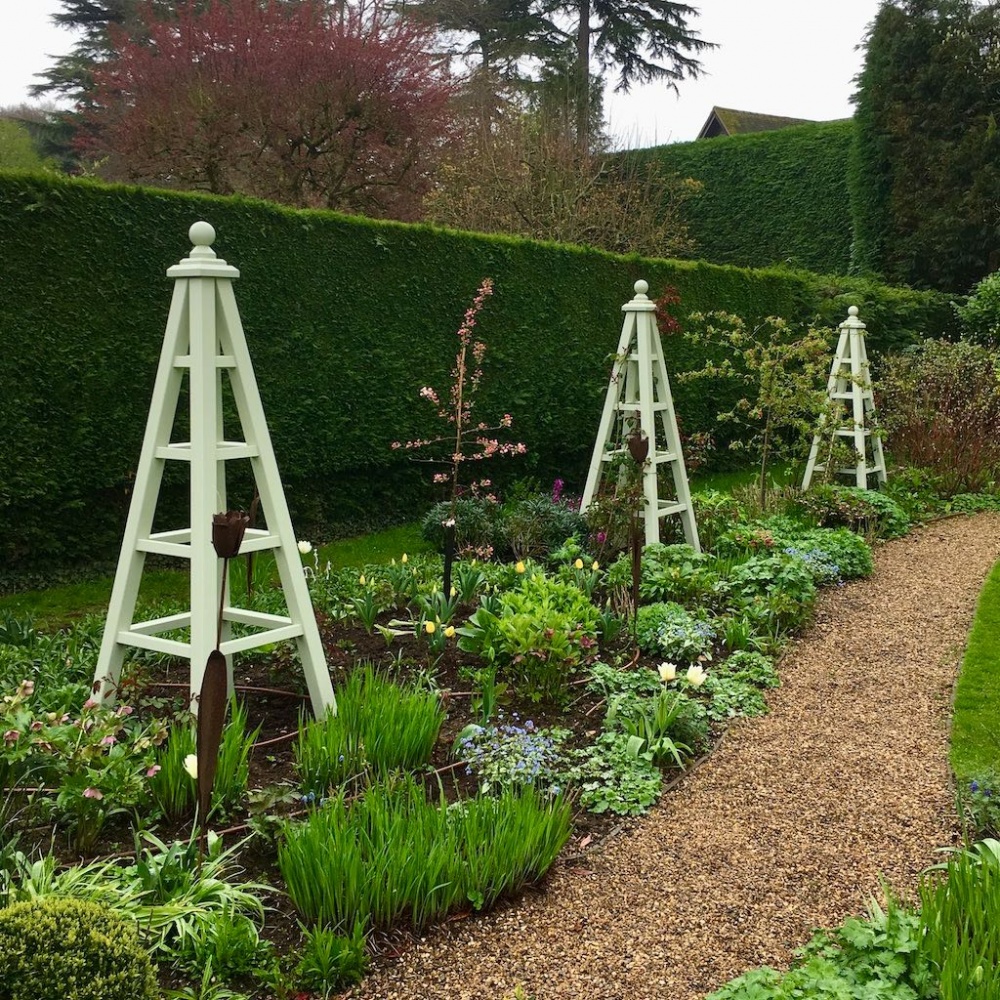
[
  {"x1": 295, "y1": 665, "x2": 444, "y2": 794},
  {"x1": 278, "y1": 775, "x2": 571, "y2": 931},
  {"x1": 0, "y1": 897, "x2": 158, "y2": 1000}
]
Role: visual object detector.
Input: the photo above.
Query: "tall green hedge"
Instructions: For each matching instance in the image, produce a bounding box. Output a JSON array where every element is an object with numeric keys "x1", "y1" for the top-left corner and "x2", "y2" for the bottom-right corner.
[
  {"x1": 0, "y1": 173, "x2": 952, "y2": 580},
  {"x1": 626, "y1": 120, "x2": 855, "y2": 274}
]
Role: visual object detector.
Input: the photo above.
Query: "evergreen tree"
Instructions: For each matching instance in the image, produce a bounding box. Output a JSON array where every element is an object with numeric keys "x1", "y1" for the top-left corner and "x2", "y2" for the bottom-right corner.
[{"x1": 851, "y1": 0, "x2": 1000, "y2": 292}]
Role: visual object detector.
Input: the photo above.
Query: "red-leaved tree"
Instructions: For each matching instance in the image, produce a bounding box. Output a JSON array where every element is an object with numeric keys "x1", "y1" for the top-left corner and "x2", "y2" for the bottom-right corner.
[{"x1": 80, "y1": 0, "x2": 457, "y2": 219}]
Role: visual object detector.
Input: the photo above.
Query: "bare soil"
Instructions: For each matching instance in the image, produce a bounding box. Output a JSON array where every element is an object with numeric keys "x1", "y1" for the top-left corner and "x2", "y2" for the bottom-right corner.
[{"x1": 343, "y1": 513, "x2": 1000, "y2": 1000}]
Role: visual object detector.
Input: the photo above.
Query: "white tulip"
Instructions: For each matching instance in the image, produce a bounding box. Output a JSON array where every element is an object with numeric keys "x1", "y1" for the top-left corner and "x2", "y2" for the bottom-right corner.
[
  {"x1": 297, "y1": 540, "x2": 313, "y2": 555},
  {"x1": 686, "y1": 664, "x2": 707, "y2": 688},
  {"x1": 658, "y1": 661, "x2": 677, "y2": 682},
  {"x1": 183, "y1": 753, "x2": 198, "y2": 780}
]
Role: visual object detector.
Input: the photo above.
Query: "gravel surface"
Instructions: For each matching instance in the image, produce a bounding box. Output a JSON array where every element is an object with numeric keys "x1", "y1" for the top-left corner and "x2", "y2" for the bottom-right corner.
[{"x1": 346, "y1": 513, "x2": 1000, "y2": 1000}]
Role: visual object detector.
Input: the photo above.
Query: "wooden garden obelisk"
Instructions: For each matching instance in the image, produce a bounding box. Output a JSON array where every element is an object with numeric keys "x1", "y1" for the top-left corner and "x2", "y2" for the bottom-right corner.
[
  {"x1": 802, "y1": 305, "x2": 887, "y2": 491},
  {"x1": 92, "y1": 222, "x2": 336, "y2": 718},
  {"x1": 580, "y1": 280, "x2": 700, "y2": 551}
]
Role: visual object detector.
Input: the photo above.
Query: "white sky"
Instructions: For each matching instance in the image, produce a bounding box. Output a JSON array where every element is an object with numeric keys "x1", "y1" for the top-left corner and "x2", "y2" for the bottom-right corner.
[{"x1": 0, "y1": 0, "x2": 883, "y2": 147}]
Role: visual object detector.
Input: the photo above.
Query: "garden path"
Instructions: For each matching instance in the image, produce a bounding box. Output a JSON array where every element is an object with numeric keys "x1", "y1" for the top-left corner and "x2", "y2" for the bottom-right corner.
[{"x1": 346, "y1": 513, "x2": 1000, "y2": 1000}]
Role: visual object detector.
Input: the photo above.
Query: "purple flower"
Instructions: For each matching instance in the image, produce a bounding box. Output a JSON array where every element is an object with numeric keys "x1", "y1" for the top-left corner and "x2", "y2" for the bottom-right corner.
[
  {"x1": 596, "y1": 531, "x2": 607, "y2": 545},
  {"x1": 552, "y1": 478, "x2": 565, "y2": 503},
  {"x1": 3, "y1": 729, "x2": 19, "y2": 743}
]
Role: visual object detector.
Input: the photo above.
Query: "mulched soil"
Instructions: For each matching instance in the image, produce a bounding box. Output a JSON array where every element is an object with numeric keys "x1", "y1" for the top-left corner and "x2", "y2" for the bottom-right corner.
[{"x1": 341, "y1": 512, "x2": 1000, "y2": 1000}]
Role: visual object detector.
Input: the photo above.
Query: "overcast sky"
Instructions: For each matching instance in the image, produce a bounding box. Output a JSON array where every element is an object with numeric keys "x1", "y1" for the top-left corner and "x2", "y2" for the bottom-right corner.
[{"x1": 0, "y1": 0, "x2": 884, "y2": 147}]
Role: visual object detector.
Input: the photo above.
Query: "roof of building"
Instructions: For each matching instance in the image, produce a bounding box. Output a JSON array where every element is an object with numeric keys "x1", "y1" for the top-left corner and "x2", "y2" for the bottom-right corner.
[{"x1": 697, "y1": 106, "x2": 817, "y2": 139}]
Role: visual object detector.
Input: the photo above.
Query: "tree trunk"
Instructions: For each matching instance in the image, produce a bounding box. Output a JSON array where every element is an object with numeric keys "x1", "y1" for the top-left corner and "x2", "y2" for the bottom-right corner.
[{"x1": 575, "y1": 0, "x2": 591, "y2": 152}]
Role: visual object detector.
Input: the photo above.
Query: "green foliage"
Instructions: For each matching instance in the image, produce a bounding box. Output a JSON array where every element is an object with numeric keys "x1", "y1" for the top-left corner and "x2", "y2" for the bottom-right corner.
[
  {"x1": 149, "y1": 699, "x2": 259, "y2": 821},
  {"x1": 456, "y1": 574, "x2": 600, "y2": 701},
  {"x1": 708, "y1": 894, "x2": 932, "y2": 1000},
  {"x1": 0, "y1": 897, "x2": 158, "y2": 1000},
  {"x1": 749, "y1": 518, "x2": 874, "y2": 582},
  {"x1": 277, "y1": 775, "x2": 571, "y2": 931},
  {"x1": 421, "y1": 493, "x2": 586, "y2": 561},
  {"x1": 957, "y1": 777, "x2": 1000, "y2": 841},
  {"x1": 919, "y1": 845, "x2": 1000, "y2": 999},
  {"x1": 454, "y1": 717, "x2": 568, "y2": 793},
  {"x1": 794, "y1": 486, "x2": 910, "y2": 540},
  {"x1": 605, "y1": 687, "x2": 694, "y2": 767},
  {"x1": 634, "y1": 602, "x2": 716, "y2": 663},
  {"x1": 0, "y1": 120, "x2": 57, "y2": 174},
  {"x1": 679, "y1": 311, "x2": 836, "y2": 510},
  {"x1": 0, "y1": 172, "x2": 955, "y2": 580},
  {"x1": 877, "y1": 340, "x2": 1000, "y2": 495},
  {"x1": 566, "y1": 731, "x2": 662, "y2": 816},
  {"x1": 726, "y1": 554, "x2": 816, "y2": 606},
  {"x1": 956, "y1": 270, "x2": 1000, "y2": 347},
  {"x1": 5, "y1": 832, "x2": 269, "y2": 961},
  {"x1": 295, "y1": 665, "x2": 444, "y2": 794},
  {"x1": 851, "y1": 0, "x2": 1000, "y2": 292},
  {"x1": 631, "y1": 542, "x2": 723, "y2": 608},
  {"x1": 294, "y1": 921, "x2": 369, "y2": 997},
  {"x1": 624, "y1": 120, "x2": 855, "y2": 273}
]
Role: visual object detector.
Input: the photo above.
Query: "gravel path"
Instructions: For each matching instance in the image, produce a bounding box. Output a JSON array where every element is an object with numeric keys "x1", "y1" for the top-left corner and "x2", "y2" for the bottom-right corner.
[{"x1": 347, "y1": 513, "x2": 1000, "y2": 1000}]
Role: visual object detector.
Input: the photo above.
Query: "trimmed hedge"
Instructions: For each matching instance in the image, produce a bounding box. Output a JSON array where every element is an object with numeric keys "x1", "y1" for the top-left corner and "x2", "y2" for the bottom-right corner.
[
  {"x1": 0, "y1": 172, "x2": 953, "y2": 579},
  {"x1": 625, "y1": 120, "x2": 855, "y2": 274}
]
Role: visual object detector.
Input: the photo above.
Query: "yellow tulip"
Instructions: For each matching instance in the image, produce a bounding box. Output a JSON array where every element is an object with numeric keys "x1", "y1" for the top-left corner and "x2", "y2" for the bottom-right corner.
[
  {"x1": 424, "y1": 620, "x2": 436, "y2": 635},
  {"x1": 401, "y1": 553, "x2": 409, "y2": 564},
  {"x1": 574, "y1": 558, "x2": 584, "y2": 569},
  {"x1": 592, "y1": 560, "x2": 600, "y2": 571},
  {"x1": 515, "y1": 561, "x2": 526, "y2": 574},
  {"x1": 444, "y1": 625, "x2": 456, "y2": 638},
  {"x1": 359, "y1": 574, "x2": 366, "y2": 586}
]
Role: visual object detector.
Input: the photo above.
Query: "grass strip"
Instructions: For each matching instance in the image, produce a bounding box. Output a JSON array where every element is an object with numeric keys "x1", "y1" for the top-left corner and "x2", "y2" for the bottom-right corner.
[{"x1": 951, "y1": 558, "x2": 1000, "y2": 783}]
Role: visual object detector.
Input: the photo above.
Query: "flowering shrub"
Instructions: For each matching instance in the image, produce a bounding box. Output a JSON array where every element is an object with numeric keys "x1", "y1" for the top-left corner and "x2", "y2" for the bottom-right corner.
[
  {"x1": 635, "y1": 602, "x2": 716, "y2": 663},
  {"x1": 392, "y1": 278, "x2": 525, "y2": 511},
  {"x1": 455, "y1": 717, "x2": 567, "y2": 794},
  {"x1": 1, "y1": 681, "x2": 167, "y2": 849}
]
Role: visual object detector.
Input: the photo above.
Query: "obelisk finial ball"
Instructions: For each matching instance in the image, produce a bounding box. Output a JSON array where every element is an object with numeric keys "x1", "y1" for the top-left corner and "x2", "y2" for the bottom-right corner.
[
  {"x1": 848, "y1": 305, "x2": 859, "y2": 318},
  {"x1": 189, "y1": 221, "x2": 216, "y2": 247},
  {"x1": 634, "y1": 280, "x2": 649, "y2": 296}
]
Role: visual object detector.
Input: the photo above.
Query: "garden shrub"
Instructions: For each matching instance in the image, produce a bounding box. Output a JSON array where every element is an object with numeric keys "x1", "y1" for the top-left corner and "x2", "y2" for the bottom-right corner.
[
  {"x1": 457, "y1": 574, "x2": 601, "y2": 702},
  {"x1": 876, "y1": 340, "x2": 1000, "y2": 495},
  {"x1": 794, "y1": 485, "x2": 910, "y2": 540},
  {"x1": 0, "y1": 897, "x2": 158, "y2": 1000},
  {"x1": 753, "y1": 518, "x2": 874, "y2": 582},
  {"x1": 421, "y1": 497, "x2": 502, "y2": 556},
  {"x1": 634, "y1": 543, "x2": 724, "y2": 608},
  {"x1": 635, "y1": 602, "x2": 716, "y2": 663},
  {"x1": 726, "y1": 554, "x2": 817, "y2": 606},
  {"x1": 956, "y1": 270, "x2": 1000, "y2": 347},
  {"x1": 421, "y1": 494, "x2": 585, "y2": 561},
  {"x1": 294, "y1": 921, "x2": 369, "y2": 994}
]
